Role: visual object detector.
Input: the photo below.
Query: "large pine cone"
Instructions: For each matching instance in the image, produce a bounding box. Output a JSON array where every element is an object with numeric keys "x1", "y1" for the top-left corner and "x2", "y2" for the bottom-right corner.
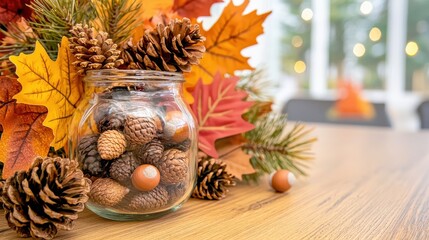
[
  {"x1": 1, "y1": 157, "x2": 91, "y2": 239},
  {"x1": 156, "y1": 149, "x2": 188, "y2": 184},
  {"x1": 69, "y1": 24, "x2": 124, "y2": 75},
  {"x1": 192, "y1": 154, "x2": 235, "y2": 200},
  {"x1": 78, "y1": 134, "x2": 111, "y2": 177},
  {"x1": 121, "y1": 18, "x2": 205, "y2": 72}
]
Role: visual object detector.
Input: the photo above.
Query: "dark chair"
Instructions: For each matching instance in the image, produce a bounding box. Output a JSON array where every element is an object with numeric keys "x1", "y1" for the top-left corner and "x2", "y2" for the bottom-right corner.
[
  {"x1": 417, "y1": 100, "x2": 429, "y2": 129},
  {"x1": 282, "y1": 98, "x2": 391, "y2": 127}
]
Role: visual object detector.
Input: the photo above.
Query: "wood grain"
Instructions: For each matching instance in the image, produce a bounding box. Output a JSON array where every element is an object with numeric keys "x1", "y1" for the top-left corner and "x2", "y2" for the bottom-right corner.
[{"x1": 2, "y1": 124, "x2": 429, "y2": 239}]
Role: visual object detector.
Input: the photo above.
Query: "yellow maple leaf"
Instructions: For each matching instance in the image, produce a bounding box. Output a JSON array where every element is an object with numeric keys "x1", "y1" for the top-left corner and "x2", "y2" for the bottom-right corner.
[
  {"x1": 184, "y1": 0, "x2": 271, "y2": 103},
  {"x1": 10, "y1": 37, "x2": 84, "y2": 150}
]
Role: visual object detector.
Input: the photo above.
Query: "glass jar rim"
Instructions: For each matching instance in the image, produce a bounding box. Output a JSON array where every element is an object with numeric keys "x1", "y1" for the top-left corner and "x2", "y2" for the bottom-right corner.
[{"x1": 84, "y1": 69, "x2": 184, "y2": 83}]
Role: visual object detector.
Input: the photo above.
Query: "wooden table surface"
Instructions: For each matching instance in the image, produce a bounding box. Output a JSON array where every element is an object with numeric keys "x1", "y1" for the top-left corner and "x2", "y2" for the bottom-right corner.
[{"x1": 2, "y1": 124, "x2": 429, "y2": 239}]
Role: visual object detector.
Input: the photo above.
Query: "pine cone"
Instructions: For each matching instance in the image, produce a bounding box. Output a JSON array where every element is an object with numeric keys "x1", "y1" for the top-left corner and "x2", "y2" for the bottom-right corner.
[
  {"x1": 98, "y1": 130, "x2": 127, "y2": 160},
  {"x1": 0, "y1": 180, "x2": 4, "y2": 208},
  {"x1": 135, "y1": 139, "x2": 164, "y2": 165},
  {"x1": 78, "y1": 134, "x2": 111, "y2": 177},
  {"x1": 109, "y1": 152, "x2": 139, "y2": 184},
  {"x1": 69, "y1": 24, "x2": 124, "y2": 75},
  {"x1": 127, "y1": 186, "x2": 168, "y2": 211},
  {"x1": 164, "y1": 138, "x2": 191, "y2": 152},
  {"x1": 167, "y1": 182, "x2": 187, "y2": 203},
  {"x1": 1, "y1": 157, "x2": 90, "y2": 239},
  {"x1": 90, "y1": 178, "x2": 129, "y2": 207},
  {"x1": 192, "y1": 156, "x2": 235, "y2": 200},
  {"x1": 93, "y1": 102, "x2": 125, "y2": 132},
  {"x1": 124, "y1": 116, "x2": 157, "y2": 146},
  {"x1": 121, "y1": 18, "x2": 205, "y2": 72},
  {"x1": 156, "y1": 149, "x2": 188, "y2": 184}
]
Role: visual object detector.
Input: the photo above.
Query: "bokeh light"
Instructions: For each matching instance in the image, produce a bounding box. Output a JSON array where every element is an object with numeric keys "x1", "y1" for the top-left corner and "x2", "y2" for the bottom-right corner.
[
  {"x1": 405, "y1": 41, "x2": 419, "y2": 56},
  {"x1": 294, "y1": 61, "x2": 307, "y2": 73},
  {"x1": 292, "y1": 36, "x2": 303, "y2": 48},
  {"x1": 353, "y1": 43, "x2": 366, "y2": 57},
  {"x1": 369, "y1": 27, "x2": 382, "y2": 41},
  {"x1": 301, "y1": 8, "x2": 313, "y2": 21},
  {"x1": 360, "y1": 1, "x2": 373, "y2": 15}
]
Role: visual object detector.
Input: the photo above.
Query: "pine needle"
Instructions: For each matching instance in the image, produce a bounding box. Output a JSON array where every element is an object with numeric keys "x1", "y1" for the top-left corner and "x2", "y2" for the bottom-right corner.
[
  {"x1": 28, "y1": 0, "x2": 96, "y2": 57},
  {"x1": 238, "y1": 69, "x2": 273, "y2": 101},
  {"x1": 93, "y1": 0, "x2": 142, "y2": 44},
  {"x1": 243, "y1": 113, "x2": 317, "y2": 182}
]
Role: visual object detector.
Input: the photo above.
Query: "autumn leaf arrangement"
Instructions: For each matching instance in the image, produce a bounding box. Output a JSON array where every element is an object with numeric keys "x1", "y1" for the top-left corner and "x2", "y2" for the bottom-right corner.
[{"x1": 0, "y1": 0, "x2": 317, "y2": 216}]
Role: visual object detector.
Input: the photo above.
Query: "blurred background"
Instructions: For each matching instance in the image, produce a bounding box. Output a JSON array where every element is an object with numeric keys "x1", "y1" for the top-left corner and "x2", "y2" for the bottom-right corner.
[{"x1": 203, "y1": 0, "x2": 429, "y2": 131}]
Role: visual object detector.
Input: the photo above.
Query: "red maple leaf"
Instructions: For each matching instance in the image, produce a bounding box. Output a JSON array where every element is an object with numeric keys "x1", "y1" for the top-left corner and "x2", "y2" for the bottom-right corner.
[
  {"x1": 190, "y1": 72, "x2": 254, "y2": 158},
  {"x1": 173, "y1": 0, "x2": 223, "y2": 19},
  {"x1": 0, "y1": 0, "x2": 33, "y2": 24}
]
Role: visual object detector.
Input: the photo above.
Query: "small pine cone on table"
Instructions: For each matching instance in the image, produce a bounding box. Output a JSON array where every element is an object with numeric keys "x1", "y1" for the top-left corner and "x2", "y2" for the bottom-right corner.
[
  {"x1": 78, "y1": 134, "x2": 111, "y2": 177},
  {"x1": 98, "y1": 130, "x2": 127, "y2": 160},
  {"x1": 124, "y1": 116, "x2": 157, "y2": 146},
  {"x1": 90, "y1": 178, "x2": 129, "y2": 207},
  {"x1": 121, "y1": 18, "x2": 205, "y2": 72},
  {"x1": 192, "y1": 155, "x2": 236, "y2": 200},
  {"x1": 127, "y1": 186, "x2": 169, "y2": 211},
  {"x1": 156, "y1": 149, "x2": 188, "y2": 185},
  {"x1": 1, "y1": 157, "x2": 91, "y2": 239},
  {"x1": 135, "y1": 138, "x2": 164, "y2": 165},
  {"x1": 109, "y1": 152, "x2": 139, "y2": 184},
  {"x1": 69, "y1": 24, "x2": 124, "y2": 75}
]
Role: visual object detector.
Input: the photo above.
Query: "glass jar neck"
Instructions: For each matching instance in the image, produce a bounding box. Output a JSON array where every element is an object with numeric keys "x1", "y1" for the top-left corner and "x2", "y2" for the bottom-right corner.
[{"x1": 84, "y1": 70, "x2": 184, "y2": 98}]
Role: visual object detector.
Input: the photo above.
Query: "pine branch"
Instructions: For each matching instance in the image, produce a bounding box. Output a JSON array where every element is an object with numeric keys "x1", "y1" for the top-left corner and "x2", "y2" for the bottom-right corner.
[
  {"x1": 28, "y1": 0, "x2": 96, "y2": 57},
  {"x1": 237, "y1": 69, "x2": 273, "y2": 101},
  {"x1": 242, "y1": 114, "x2": 317, "y2": 182},
  {"x1": 0, "y1": 20, "x2": 38, "y2": 75},
  {"x1": 94, "y1": 0, "x2": 142, "y2": 44}
]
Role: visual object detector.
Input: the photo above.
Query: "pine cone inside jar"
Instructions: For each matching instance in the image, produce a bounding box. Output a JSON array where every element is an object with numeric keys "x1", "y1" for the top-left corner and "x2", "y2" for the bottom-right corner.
[
  {"x1": 124, "y1": 116, "x2": 157, "y2": 146},
  {"x1": 164, "y1": 138, "x2": 191, "y2": 152},
  {"x1": 127, "y1": 186, "x2": 169, "y2": 211},
  {"x1": 155, "y1": 149, "x2": 188, "y2": 185},
  {"x1": 1, "y1": 157, "x2": 91, "y2": 239},
  {"x1": 69, "y1": 24, "x2": 124, "y2": 75},
  {"x1": 78, "y1": 134, "x2": 111, "y2": 177},
  {"x1": 98, "y1": 130, "x2": 127, "y2": 160},
  {"x1": 109, "y1": 152, "x2": 139, "y2": 184},
  {"x1": 121, "y1": 18, "x2": 205, "y2": 72},
  {"x1": 93, "y1": 102, "x2": 126, "y2": 132},
  {"x1": 135, "y1": 138, "x2": 164, "y2": 165},
  {"x1": 192, "y1": 155, "x2": 235, "y2": 200},
  {"x1": 90, "y1": 178, "x2": 129, "y2": 207}
]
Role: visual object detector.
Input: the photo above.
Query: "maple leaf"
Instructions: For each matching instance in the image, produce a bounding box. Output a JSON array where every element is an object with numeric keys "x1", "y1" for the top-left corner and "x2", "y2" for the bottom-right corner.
[
  {"x1": 190, "y1": 72, "x2": 254, "y2": 158},
  {"x1": 9, "y1": 37, "x2": 84, "y2": 150},
  {"x1": 0, "y1": 76, "x2": 53, "y2": 179},
  {"x1": 184, "y1": 0, "x2": 270, "y2": 103},
  {"x1": 172, "y1": 0, "x2": 223, "y2": 19},
  {"x1": 216, "y1": 135, "x2": 255, "y2": 180},
  {"x1": 0, "y1": 0, "x2": 33, "y2": 24}
]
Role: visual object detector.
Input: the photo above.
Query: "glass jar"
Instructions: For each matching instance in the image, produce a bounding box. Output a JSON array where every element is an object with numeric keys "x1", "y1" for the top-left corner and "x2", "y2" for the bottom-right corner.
[{"x1": 69, "y1": 70, "x2": 197, "y2": 221}]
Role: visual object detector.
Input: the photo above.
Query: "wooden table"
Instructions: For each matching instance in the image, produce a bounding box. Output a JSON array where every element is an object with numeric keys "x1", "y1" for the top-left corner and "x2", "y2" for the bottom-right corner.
[{"x1": 2, "y1": 124, "x2": 429, "y2": 239}]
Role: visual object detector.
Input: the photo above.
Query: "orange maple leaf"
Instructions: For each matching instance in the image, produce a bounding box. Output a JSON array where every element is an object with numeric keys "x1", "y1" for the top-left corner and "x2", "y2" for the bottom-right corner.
[
  {"x1": 190, "y1": 72, "x2": 254, "y2": 158},
  {"x1": 173, "y1": 0, "x2": 223, "y2": 18},
  {"x1": 184, "y1": 0, "x2": 270, "y2": 103},
  {"x1": 0, "y1": 77, "x2": 53, "y2": 178}
]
